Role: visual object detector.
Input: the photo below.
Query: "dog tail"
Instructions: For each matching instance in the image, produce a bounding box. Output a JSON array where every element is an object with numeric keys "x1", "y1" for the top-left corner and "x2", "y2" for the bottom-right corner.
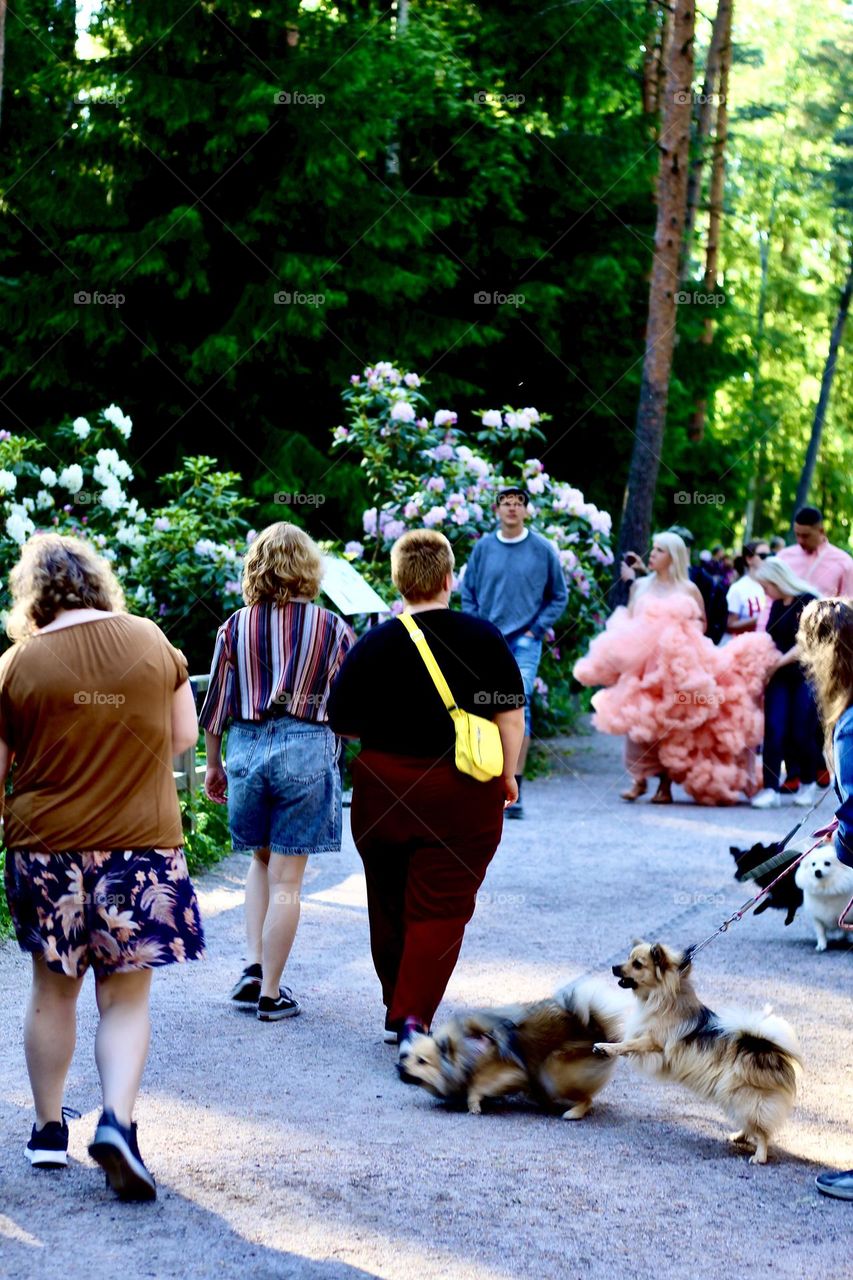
[
  {"x1": 715, "y1": 1007, "x2": 802, "y2": 1084},
  {"x1": 555, "y1": 977, "x2": 629, "y2": 1036}
]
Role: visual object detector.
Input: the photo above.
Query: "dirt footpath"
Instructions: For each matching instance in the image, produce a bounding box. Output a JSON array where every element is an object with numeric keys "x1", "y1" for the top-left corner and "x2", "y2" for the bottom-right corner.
[{"x1": 0, "y1": 727, "x2": 851, "y2": 1280}]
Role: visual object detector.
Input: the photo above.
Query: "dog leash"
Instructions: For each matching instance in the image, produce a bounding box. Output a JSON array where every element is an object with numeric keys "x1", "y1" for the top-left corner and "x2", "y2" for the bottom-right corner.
[{"x1": 681, "y1": 819, "x2": 840, "y2": 968}]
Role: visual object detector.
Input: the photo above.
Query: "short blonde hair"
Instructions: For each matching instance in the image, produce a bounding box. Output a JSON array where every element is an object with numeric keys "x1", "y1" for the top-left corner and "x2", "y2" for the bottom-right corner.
[
  {"x1": 242, "y1": 522, "x2": 323, "y2": 606},
  {"x1": 6, "y1": 533, "x2": 125, "y2": 641},
  {"x1": 391, "y1": 529, "x2": 454, "y2": 602}
]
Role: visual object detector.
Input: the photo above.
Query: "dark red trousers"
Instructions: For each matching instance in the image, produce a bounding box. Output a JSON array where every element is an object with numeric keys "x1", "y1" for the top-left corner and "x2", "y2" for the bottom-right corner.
[{"x1": 350, "y1": 749, "x2": 505, "y2": 1028}]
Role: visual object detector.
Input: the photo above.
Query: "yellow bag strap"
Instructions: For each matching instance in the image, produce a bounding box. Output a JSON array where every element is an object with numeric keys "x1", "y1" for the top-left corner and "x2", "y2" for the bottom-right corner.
[{"x1": 398, "y1": 612, "x2": 460, "y2": 714}]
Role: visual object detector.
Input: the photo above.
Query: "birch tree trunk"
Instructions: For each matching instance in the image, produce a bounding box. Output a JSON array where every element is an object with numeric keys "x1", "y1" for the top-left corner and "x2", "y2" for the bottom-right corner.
[
  {"x1": 688, "y1": 0, "x2": 733, "y2": 442},
  {"x1": 793, "y1": 252, "x2": 853, "y2": 515},
  {"x1": 681, "y1": 0, "x2": 731, "y2": 278},
  {"x1": 616, "y1": 0, "x2": 696, "y2": 579}
]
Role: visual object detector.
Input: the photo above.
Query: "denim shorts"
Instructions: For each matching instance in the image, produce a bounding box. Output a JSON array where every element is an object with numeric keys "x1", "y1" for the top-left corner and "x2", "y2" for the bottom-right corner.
[
  {"x1": 226, "y1": 716, "x2": 342, "y2": 855},
  {"x1": 508, "y1": 633, "x2": 543, "y2": 736}
]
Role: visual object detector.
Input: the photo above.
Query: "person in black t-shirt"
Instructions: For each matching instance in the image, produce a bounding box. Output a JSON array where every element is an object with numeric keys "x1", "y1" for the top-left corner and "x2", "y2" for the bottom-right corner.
[
  {"x1": 328, "y1": 529, "x2": 524, "y2": 1057},
  {"x1": 750, "y1": 557, "x2": 820, "y2": 810}
]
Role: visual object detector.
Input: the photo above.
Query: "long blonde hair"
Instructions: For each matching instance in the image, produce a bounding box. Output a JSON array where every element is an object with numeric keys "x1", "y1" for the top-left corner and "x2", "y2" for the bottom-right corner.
[
  {"x1": 650, "y1": 531, "x2": 690, "y2": 583},
  {"x1": 798, "y1": 598, "x2": 853, "y2": 768},
  {"x1": 754, "y1": 556, "x2": 819, "y2": 601},
  {"x1": 6, "y1": 533, "x2": 125, "y2": 641}
]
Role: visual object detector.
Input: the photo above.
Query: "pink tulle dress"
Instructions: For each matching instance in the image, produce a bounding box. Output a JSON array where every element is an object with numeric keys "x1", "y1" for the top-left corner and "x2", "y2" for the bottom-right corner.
[{"x1": 573, "y1": 586, "x2": 778, "y2": 805}]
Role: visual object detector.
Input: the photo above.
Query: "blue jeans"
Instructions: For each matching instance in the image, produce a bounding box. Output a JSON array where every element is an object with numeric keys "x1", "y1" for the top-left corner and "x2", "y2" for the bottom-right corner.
[
  {"x1": 762, "y1": 672, "x2": 820, "y2": 790},
  {"x1": 508, "y1": 633, "x2": 542, "y2": 738},
  {"x1": 226, "y1": 716, "x2": 342, "y2": 854}
]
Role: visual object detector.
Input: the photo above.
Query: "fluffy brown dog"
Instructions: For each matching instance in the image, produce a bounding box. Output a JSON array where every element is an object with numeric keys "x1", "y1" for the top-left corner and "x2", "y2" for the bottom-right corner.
[
  {"x1": 398, "y1": 979, "x2": 627, "y2": 1119},
  {"x1": 594, "y1": 941, "x2": 801, "y2": 1164}
]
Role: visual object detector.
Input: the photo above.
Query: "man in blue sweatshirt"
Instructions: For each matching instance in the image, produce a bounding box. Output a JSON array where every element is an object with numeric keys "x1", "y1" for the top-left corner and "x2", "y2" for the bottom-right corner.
[{"x1": 461, "y1": 486, "x2": 568, "y2": 817}]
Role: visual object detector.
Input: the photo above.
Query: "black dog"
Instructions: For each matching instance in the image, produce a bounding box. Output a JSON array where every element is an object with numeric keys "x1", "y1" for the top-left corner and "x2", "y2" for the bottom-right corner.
[{"x1": 729, "y1": 842, "x2": 803, "y2": 925}]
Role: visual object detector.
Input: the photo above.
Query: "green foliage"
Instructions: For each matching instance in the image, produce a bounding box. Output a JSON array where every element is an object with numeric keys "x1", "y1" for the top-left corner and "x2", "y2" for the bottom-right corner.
[
  {"x1": 180, "y1": 790, "x2": 232, "y2": 878},
  {"x1": 330, "y1": 360, "x2": 614, "y2": 733},
  {"x1": 0, "y1": 849, "x2": 11, "y2": 939}
]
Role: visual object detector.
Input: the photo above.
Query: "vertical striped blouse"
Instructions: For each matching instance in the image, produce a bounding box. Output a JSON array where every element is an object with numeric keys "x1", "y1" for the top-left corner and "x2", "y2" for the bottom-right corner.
[{"x1": 198, "y1": 601, "x2": 355, "y2": 736}]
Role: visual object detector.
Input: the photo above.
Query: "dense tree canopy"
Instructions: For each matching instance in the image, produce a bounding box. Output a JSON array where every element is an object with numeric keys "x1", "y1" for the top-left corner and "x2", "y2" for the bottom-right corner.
[{"x1": 1, "y1": 0, "x2": 851, "y2": 554}]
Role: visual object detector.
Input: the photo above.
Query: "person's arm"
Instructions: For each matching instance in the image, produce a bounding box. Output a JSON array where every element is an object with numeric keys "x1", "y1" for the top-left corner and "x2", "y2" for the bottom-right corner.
[
  {"x1": 841, "y1": 556, "x2": 853, "y2": 598},
  {"x1": 172, "y1": 678, "x2": 199, "y2": 753},
  {"x1": 494, "y1": 708, "x2": 524, "y2": 806},
  {"x1": 834, "y1": 720, "x2": 853, "y2": 867},
  {"x1": 0, "y1": 735, "x2": 10, "y2": 823},
  {"x1": 529, "y1": 546, "x2": 569, "y2": 638},
  {"x1": 460, "y1": 545, "x2": 481, "y2": 615},
  {"x1": 326, "y1": 636, "x2": 365, "y2": 740},
  {"x1": 727, "y1": 611, "x2": 757, "y2": 633},
  {"x1": 773, "y1": 644, "x2": 800, "y2": 670},
  {"x1": 687, "y1": 580, "x2": 707, "y2": 629},
  {"x1": 199, "y1": 622, "x2": 234, "y2": 803}
]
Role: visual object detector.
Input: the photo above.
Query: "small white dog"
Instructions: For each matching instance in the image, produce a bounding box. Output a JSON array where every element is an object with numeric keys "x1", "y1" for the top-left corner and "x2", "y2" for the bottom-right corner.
[{"x1": 794, "y1": 850, "x2": 853, "y2": 951}]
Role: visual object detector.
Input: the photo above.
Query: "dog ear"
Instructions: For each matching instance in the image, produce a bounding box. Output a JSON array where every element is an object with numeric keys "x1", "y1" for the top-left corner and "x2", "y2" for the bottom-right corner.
[{"x1": 650, "y1": 943, "x2": 669, "y2": 972}]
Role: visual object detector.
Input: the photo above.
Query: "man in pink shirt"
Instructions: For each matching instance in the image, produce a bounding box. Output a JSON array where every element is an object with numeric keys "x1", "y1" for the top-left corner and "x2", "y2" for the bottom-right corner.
[{"x1": 777, "y1": 506, "x2": 853, "y2": 598}]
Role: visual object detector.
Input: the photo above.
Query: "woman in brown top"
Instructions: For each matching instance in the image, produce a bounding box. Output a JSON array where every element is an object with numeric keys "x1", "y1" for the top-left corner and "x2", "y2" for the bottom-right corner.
[{"x1": 0, "y1": 534, "x2": 204, "y2": 1202}]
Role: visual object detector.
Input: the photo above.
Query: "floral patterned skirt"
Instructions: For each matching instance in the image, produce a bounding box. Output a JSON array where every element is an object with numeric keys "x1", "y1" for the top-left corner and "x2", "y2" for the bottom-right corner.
[{"x1": 4, "y1": 847, "x2": 205, "y2": 979}]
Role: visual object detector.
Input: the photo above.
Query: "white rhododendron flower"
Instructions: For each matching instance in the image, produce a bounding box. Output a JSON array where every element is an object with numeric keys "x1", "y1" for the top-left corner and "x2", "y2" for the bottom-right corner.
[
  {"x1": 403, "y1": 373, "x2": 421, "y2": 388},
  {"x1": 102, "y1": 404, "x2": 133, "y2": 438},
  {"x1": 72, "y1": 417, "x2": 91, "y2": 439},
  {"x1": 390, "y1": 400, "x2": 416, "y2": 423},
  {"x1": 194, "y1": 539, "x2": 219, "y2": 558},
  {"x1": 0, "y1": 469, "x2": 17, "y2": 493},
  {"x1": 99, "y1": 485, "x2": 125, "y2": 514},
  {"x1": 40, "y1": 466, "x2": 58, "y2": 486},
  {"x1": 6, "y1": 511, "x2": 34, "y2": 544},
  {"x1": 36, "y1": 489, "x2": 54, "y2": 509},
  {"x1": 481, "y1": 410, "x2": 502, "y2": 427},
  {"x1": 433, "y1": 410, "x2": 456, "y2": 428},
  {"x1": 58, "y1": 465, "x2": 84, "y2": 492}
]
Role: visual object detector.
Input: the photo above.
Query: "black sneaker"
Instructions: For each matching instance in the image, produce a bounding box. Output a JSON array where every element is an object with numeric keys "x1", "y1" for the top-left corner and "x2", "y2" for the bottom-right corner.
[
  {"x1": 230, "y1": 963, "x2": 262, "y2": 1003},
  {"x1": 257, "y1": 987, "x2": 301, "y2": 1021},
  {"x1": 88, "y1": 1109, "x2": 157, "y2": 1202},
  {"x1": 383, "y1": 1012, "x2": 401, "y2": 1044},
  {"x1": 25, "y1": 1106, "x2": 80, "y2": 1169}
]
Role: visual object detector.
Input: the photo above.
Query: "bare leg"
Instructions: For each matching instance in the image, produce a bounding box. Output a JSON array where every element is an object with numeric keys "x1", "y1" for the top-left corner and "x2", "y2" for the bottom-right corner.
[
  {"x1": 94, "y1": 970, "x2": 153, "y2": 1126},
  {"x1": 245, "y1": 850, "x2": 271, "y2": 966},
  {"x1": 260, "y1": 854, "x2": 309, "y2": 999},
  {"x1": 516, "y1": 736, "x2": 530, "y2": 774},
  {"x1": 24, "y1": 957, "x2": 84, "y2": 1127}
]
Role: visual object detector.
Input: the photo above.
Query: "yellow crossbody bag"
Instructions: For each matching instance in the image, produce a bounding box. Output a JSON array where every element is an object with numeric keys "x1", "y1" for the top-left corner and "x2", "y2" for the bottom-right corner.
[{"x1": 398, "y1": 612, "x2": 504, "y2": 783}]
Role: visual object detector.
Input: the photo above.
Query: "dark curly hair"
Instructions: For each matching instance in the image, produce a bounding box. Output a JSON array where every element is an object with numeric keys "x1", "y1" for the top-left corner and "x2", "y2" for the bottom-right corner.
[{"x1": 7, "y1": 533, "x2": 125, "y2": 641}]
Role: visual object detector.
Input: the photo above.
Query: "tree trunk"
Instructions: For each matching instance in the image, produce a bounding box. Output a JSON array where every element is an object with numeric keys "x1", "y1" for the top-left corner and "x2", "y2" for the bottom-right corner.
[
  {"x1": 616, "y1": 0, "x2": 696, "y2": 588},
  {"x1": 793, "y1": 252, "x2": 853, "y2": 516},
  {"x1": 643, "y1": 2, "x2": 672, "y2": 117},
  {"x1": 681, "y1": 0, "x2": 731, "y2": 279},
  {"x1": 687, "y1": 0, "x2": 732, "y2": 443},
  {"x1": 385, "y1": 0, "x2": 409, "y2": 178}
]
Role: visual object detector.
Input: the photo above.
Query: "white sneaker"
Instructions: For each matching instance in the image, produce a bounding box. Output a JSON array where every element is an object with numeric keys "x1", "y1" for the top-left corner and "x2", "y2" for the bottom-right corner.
[
  {"x1": 793, "y1": 782, "x2": 818, "y2": 807},
  {"x1": 751, "y1": 788, "x2": 781, "y2": 809}
]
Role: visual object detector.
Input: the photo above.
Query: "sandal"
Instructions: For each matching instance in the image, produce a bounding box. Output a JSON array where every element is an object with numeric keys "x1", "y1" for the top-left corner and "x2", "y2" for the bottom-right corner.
[
  {"x1": 651, "y1": 777, "x2": 673, "y2": 804},
  {"x1": 620, "y1": 779, "x2": 648, "y2": 802}
]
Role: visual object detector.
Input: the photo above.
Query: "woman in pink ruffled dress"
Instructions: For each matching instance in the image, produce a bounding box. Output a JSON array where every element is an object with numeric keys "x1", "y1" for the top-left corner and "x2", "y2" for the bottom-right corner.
[{"x1": 574, "y1": 532, "x2": 777, "y2": 806}]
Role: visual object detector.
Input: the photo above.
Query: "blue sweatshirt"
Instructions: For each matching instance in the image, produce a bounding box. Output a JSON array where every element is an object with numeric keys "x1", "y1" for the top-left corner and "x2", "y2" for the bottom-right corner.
[
  {"x1": 834, "y1": 705, "x2": 853, "y2": 868},
  {"x1": 460, "y1": 529, "x2": 569, "y2": 641}
]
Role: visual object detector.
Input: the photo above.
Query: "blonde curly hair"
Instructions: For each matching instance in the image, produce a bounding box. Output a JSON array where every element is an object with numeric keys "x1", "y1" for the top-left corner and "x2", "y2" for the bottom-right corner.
[
  {"x1": 242, "y1": 523, "x2": 324, "y2": 606},
  {"x1": 7, "y1": 533, "x2": 126, "y2": 641},
  {"x1": 798, "y1": 597, "x2": 853, "y2": 768}
]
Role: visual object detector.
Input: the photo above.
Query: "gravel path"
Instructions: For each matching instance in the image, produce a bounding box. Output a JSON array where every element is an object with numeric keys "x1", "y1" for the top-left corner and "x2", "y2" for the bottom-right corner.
[{"x1": 1, "y1": 726, "x2": 851, "y2": 1280}]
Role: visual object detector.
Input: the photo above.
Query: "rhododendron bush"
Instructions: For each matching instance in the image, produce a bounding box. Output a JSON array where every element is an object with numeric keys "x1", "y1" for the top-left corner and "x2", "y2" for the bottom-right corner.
[
  {"x1": 332, "y1": 362, "x2": 615, "y2": 732},
  {"x1": 0, "y1": 411, "x2": 250, "y2": 668}
]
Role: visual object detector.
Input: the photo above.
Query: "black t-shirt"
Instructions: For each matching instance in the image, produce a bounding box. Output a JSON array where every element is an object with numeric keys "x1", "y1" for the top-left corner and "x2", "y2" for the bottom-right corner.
[
  {"x1": 767, "y1": 593, "x2": 816, "y2": 669},
  {"x1": 327, "y1": 609, "x2": 525, "y2": 758}
]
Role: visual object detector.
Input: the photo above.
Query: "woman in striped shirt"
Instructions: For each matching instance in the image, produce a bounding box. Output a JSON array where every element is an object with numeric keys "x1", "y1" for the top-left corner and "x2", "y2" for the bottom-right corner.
[{"x1": 200, "y1": 523, "x2": 354, "y2": 1021}]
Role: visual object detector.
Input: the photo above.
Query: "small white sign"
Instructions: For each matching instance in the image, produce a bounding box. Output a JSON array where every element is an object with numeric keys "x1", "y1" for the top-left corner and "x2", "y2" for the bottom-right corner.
[{"x1": 321, "y1": 556, "x2": 391, "y2": 616}]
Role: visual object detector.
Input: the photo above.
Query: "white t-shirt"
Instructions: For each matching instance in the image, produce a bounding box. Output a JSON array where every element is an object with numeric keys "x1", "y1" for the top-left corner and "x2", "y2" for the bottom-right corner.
[{"x1": 726, "y1": 575, "x2": 766, "y2": 625}]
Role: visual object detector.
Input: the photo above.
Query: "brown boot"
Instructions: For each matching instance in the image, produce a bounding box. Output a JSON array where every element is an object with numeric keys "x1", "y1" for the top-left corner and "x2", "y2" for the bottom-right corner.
[
  {"x1": 651, "y1": 775, "x2": 673, "y2": 804},
  {"x1": 620, "y1": 778, "x2": 648, "y2": 802}
]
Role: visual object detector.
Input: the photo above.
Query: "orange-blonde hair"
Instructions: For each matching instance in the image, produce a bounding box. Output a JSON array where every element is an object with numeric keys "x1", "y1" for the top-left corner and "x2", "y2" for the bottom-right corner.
[
  {"x1": 242, "y1": 523, "x2": 324, "y2": 606},
  {"x1": 391, "y1": 529, "x2": 454, "y2": 602}
]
